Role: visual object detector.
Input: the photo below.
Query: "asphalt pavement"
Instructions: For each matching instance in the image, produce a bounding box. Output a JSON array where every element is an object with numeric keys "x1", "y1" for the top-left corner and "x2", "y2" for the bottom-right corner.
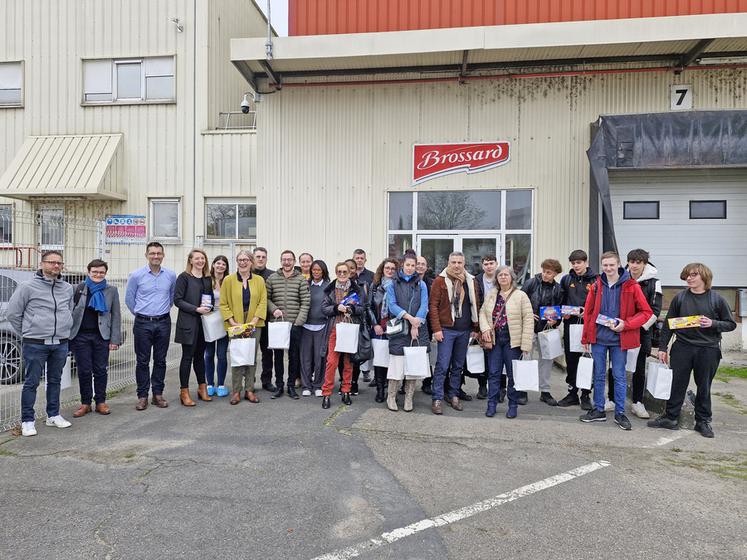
[{"x1": 0, "y1": 366, "x2": 745, "y2": 560}]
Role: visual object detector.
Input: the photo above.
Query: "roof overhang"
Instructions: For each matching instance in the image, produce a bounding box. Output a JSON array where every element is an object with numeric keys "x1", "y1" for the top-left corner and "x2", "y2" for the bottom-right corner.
[
  {"x1": 0, "y1": 134, "x2": 126, "y2": 201},
  {"x1": 231, "y1": 13, "x2": 747, "y2": 88}
]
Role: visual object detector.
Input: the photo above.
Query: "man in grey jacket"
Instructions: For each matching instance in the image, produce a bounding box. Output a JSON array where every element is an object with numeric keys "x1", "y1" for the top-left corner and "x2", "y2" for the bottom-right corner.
[{"x1": 7, "y1": 251, "x2": 75, "y2": 436}]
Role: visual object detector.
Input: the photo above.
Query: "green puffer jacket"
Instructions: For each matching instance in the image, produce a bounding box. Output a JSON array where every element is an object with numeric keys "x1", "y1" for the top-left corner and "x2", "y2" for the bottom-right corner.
[{"x1": 265, "y1": 269, "x2": 311, "y2": 326}]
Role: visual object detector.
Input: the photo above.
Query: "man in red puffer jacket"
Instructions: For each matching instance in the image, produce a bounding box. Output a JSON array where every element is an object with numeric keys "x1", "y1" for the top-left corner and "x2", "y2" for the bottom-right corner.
[{"x1": 580, "y1": 251, "x2": 652, "y2": 430}]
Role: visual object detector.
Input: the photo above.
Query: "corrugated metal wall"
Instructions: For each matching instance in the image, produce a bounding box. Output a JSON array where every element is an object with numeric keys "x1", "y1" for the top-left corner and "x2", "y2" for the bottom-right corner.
[
  {"x1": 289, "y1": 0, "x2": 747, "y2": 35},
  {"x1": 252, "y1": 67, "x2": 746, "y2": 270}
]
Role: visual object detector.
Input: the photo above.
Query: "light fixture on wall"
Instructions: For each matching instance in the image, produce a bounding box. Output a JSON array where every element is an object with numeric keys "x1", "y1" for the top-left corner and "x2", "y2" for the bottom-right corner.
[
  {"x1": 170, "y1": 17, "x2": 184, "y2": 33},
  {"x1": 696, "y1": 55, "x2": 747, "y2": 65}
]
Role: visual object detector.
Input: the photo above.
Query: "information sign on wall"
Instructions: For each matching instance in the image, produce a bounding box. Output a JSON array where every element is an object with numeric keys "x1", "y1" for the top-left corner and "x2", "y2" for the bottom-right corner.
[
  {"x1": 105, "y1": 214, "x2": 147, "y2": 244},
  {"x1": 413, "y1": 142, "x2": 510, "y2": 185}
]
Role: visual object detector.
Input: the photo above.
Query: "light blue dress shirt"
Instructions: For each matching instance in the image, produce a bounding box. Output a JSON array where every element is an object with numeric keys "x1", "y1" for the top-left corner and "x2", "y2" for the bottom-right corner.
[{"x1": 125, "y1": 265, "x2": 176, "y2": 316}]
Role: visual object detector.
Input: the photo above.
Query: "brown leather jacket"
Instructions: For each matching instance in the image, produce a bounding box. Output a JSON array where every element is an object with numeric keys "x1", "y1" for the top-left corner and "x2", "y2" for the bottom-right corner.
[{"x1": 428, "y1": 271, "x2": 479, "y2": 333}]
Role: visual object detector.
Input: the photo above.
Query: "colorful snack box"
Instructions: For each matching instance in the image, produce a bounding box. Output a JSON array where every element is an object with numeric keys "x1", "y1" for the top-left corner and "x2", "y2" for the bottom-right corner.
[
  {"x1": 595, "y1": 314, "x2": 619, "y2": 328},
  {"x1": 540, "y1": 306, "x2": 561, "y2": 320},
  {"x1": 227, "y1": 323, "x2": 255, "y2": 338},
  {"x1": 561, "y1": 305, "x2": 583, "y2": 316},
  {"x1": 667, "y1": 316, "x2": 703, "y2": 329}
]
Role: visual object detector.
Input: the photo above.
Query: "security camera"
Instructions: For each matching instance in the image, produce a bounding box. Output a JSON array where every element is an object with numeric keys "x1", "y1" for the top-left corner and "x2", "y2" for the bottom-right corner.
[{"x1": 241, "y1": 94, "x2": 251, "y2": 114}]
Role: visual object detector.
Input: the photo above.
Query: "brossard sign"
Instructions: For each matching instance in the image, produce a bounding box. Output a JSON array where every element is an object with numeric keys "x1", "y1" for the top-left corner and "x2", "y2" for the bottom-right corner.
[{"x1": 413, "y1": 142, "x2": 510, "y2": 185}]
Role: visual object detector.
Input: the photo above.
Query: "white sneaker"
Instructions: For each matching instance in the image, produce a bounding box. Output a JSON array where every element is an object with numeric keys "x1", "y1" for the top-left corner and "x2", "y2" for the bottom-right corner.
[
  {"x1": 301, "y1": 389, "x2": 311, "y2": 397},
  {"x1": 631, "y1": 401, "x2": 650, "y2": 419},
  {"x1": 45, "y1": 415, "x2": 72, "y2": 429},
  {"x1": 314, "y1": 389, "x2": 323, "y2": 397},
  {"x1": 604, "y1": 400, "x2": 616, "y2": 412},
  {"x1": 21, "y1": 422, "x2": 37, "y2": 437}
]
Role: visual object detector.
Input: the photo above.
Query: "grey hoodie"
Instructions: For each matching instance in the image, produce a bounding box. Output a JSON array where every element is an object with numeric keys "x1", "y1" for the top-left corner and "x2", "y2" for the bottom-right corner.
[{"x1": 6, "y1": 271, "x2": 74, "y2": 342}]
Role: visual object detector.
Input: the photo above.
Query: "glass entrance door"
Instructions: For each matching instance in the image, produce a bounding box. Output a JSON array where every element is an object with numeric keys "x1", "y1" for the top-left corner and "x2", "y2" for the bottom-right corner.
[{"x1": 417, "y1": 235, "x2": 501, "y2": 276}]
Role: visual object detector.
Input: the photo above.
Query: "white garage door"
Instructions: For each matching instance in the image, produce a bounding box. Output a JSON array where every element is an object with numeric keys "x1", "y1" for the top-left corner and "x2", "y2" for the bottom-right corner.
[{"x1": 609, "y1": 170, "x2": 747, "y2": 287}]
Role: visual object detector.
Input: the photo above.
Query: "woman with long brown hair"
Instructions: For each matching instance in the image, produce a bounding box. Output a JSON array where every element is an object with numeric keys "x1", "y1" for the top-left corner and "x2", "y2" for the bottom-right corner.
[
  {"x1": 174, "y1": 248, "x2": 214, "y2": 406},
  {"x1": 368, "y1": 258, "x2": 399, "y2": 402}
]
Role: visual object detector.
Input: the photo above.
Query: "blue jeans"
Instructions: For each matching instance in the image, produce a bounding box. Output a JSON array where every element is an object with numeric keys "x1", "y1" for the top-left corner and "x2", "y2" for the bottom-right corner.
[
  {"x1": 204, "y1": 336, "x2": 229, "y2": 387},
  {"x1": 591, "y1": 343, "x2": 627, "y2": 414},
  {"x1": 487, "y1": 328, "x2": 520, "y2": 406},
  {"x1": 70, "y1": 332, "x2": 110, "y2": 405},
  {"x1": 432, "y1": 328, "x2": 470, "y2": 401},
  {"x1": 133, "y1": 317, "x2": 171, "y2": 398},
  {"x1": 21, "y1": 342, "x2": 69, "y2": 422}
]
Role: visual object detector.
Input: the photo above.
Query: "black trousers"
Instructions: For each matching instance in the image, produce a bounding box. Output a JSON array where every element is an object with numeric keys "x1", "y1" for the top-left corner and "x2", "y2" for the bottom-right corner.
[
  {"x1": 274, "y1": 325, "x2": 303, "y2": 388},
  {"x1": 179, "y1": 323, "x2": 207, "y2": 388},
  {"x1": 259, "y1": 325, "x2": 274, "y2": 385},
  {"x1": 71, "y1": 331, "x2": 110, "y2": 405},
  {"x1": 666, "y1": 340, "x2": 721, "y2": 423}
]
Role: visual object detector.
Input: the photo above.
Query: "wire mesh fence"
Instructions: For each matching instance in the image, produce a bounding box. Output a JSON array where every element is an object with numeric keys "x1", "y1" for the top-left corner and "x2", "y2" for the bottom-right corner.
[{"x1": 0, "y1": 209, "x2": 181, "y2": 431}]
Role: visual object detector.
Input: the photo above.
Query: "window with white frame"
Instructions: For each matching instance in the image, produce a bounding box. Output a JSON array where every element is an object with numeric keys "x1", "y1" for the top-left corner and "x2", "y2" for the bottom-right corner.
[
  {"x1": 83, "y1": 56, "x2": 175, "y2": 104},
  {"x1": 0, "y1": 205, "x2": 12, "y2": 244},
  {"x1": 149, "y1": 198, "x2": 181, "y2": 241},
  {"x1": 205, "y1": 199, "x2": 257, "y2": 241},
  {"x1": 0, "y1": 62, "x2": 23, "y2": 107}
]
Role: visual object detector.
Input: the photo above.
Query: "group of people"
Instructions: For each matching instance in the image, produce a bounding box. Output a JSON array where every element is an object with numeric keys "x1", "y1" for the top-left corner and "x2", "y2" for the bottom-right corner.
[{"x1": 8, "y1": 242, "x2": 736, "y2": 439}]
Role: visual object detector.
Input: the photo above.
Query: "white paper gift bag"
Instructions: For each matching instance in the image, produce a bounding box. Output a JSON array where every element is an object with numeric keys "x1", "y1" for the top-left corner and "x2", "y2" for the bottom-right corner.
[
  {"x1": 403, "y1": 344, "x2": 430, "y2": 378},
  {"x1": 372, "y1": 338, "x2": 390, "y2": 368},
  {"x1": 360, "y1": 359, "x2": 372, "y2": 372},
  {"x1": 466, "y1": 344, "x2": 486, "y2": 374},
  {"x1": 201, "y1": 311, "x2": 227, "y2": 343},
  {"x1": 229, "y1": 337, "x2": 256, "y2": 366},
  {"x1": 267, "y1": 321, "x2": 292, "y2": 349},
  {"x1": 569, "y1": 324, "x2": 585, "y2": 353},
  {"x1": 47, "y1": 356, "x2": 72, "y2": 391},
  {"x1": 576, "y1": 355, "x2": 594, "y2": 390},
  {"x1": 334, "y1": 321, "x2": 359, "y2": 354},
  {"x1": 626, "y1": 346, "x2": 641, "y2": 372},
  {"x1": 538, "y1": 328, "x2": 564, "y2": 360},
  {"x1": 512, "y1": 359, "x2": 539, "y2": 392},
  {"x1": 646, "y1": 361, "x2": 673, "y2": 400}
]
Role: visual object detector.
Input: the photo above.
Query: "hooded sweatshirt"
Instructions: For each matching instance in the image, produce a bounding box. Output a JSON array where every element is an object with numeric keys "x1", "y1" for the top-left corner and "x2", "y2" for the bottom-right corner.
[
  {"x1": 596, "y1": 268, "x2": 630, "y2": 346},
  {"x1": 6, "y1": 271, "x2": 74, "y2": 342},
  {"x1": 629, "y1": 263, "x2": 662, "y2": 332}
]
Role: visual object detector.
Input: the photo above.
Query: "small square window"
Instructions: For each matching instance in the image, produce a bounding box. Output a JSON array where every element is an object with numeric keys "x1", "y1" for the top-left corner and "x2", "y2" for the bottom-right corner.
[
  {"x1": 623, "y1": 201, "x2": 660, "y2": 220},
  {"x1": 690, "y1": 200, "x2": 726, "y2": 219},
  {"x1": 150, "y1": 198, "x2": 181, "y2": 240},
  {"x1": 0, "y1": 61, "x2": 23, "y2": 107},
  {"x1": 205, "y1": 200, "x2": 256, "y2": 241}
]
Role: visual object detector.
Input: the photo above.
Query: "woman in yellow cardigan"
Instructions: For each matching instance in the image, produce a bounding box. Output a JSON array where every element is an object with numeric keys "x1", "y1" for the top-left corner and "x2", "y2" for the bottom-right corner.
[
  {"x1": 479, "y1": 265, "x2": 534, "y2": 419},
  {"x1": 220, "y1": 250, "x2": 267, "y2": 405}
]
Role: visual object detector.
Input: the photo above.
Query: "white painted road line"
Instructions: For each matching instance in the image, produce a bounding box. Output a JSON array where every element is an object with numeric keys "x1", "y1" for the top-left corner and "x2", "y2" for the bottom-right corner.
[
  {"x1": 310, "y1": 460, "x2": 611, "y2": 560},
  {"x1": 643, "y1": 431, "x2": 692, "y2": 448}
]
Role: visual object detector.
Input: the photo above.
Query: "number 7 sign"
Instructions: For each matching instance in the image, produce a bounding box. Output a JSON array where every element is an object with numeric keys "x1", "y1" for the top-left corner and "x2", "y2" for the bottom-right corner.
[{"x1": 670, "y1": 84, "x2": 693, "y2": 110}]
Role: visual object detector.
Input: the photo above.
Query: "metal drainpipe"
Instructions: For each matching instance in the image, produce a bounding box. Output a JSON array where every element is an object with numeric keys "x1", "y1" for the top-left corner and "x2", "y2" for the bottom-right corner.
[
  {"x1": 265, "y1": 0, "x2": 273, "y2": 60},
  {"x1": 192, "y1": 0, "x2": 198, "y2": 247}
]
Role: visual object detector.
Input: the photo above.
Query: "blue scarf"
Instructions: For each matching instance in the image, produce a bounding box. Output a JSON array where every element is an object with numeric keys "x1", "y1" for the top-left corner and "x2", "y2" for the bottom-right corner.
[{"x1": 84, "y1": 277, "x2": 108, "y2": 313}]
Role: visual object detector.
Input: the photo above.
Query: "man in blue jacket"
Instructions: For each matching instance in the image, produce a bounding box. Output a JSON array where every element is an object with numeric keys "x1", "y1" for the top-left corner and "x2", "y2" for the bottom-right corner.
[{"x1": 7, "y1": 251, "x2": 74, "y2": 437}]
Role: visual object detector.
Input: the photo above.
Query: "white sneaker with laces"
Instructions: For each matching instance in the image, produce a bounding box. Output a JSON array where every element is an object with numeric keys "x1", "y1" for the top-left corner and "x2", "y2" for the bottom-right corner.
[
  {"x1": 21, "y1": 422, "x2": 37, "y2": 437},
  {"x1": 632, "y1": 401, "x2": 650, "y2": 419},
  {"x1": 314, "y1": 389, "x2": 323, "y2": 397},
  {"x1": 45, "y1": 415, "x2": 72, "y2": 428},
  {"x1": 604, "y1": 400, "x2": 616, "y2": 412},
  {"x1": 301, "y1": 389, "x2": 311, "y2": 397}
]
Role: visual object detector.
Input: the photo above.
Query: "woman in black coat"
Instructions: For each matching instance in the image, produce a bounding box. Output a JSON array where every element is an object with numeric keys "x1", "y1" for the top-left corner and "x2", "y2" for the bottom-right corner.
[
  {"x1": 174, "y1": 248, "x2": 214, "y2": 406},
  {"x1": 320, "y1": 262, "x2": 364, "y2": 409}
]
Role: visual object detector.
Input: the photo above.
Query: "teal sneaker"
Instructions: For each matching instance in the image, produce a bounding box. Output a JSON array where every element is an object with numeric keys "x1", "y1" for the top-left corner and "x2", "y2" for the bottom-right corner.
[
  {"x1": 206, "y1": 385, "x2": 216, "y2": 397},
  {"x1": 216, "y1": 385, "x2": 229, "y2": 397}
]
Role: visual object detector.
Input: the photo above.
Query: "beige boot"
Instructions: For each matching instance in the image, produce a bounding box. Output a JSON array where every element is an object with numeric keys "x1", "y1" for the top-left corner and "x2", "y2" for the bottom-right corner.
[
  {"x1": 386, "y1": 380, "x2": 400, "y2": 411},
  {"x1": 403, "y1": 379, "x2": 416, "y2": 412}
]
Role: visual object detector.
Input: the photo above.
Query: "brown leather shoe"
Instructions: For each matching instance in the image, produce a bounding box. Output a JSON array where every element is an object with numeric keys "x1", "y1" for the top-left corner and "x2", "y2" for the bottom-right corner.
[
  {"x1": 95, "y1": 403, "x2": 111, "y2": 415},
  {"x1": 73, "y1": 404, "x2": 92, "y2": 418},
  {"x1": 245, "y1": 391, "x2": 260, "y2": 403},
  {"x1": 431, "y1": 399, "x2": 443, "y2": 415},
  {"x1": 151, "y1": 394, "x2": 169, "y2": 408},
  {"x1": 229, "y1": 392, "x2": 241, "y2": 405},
  {"x1": 135, "y1": 398, "x2": 148, "y2": 411},
  {"x1": 197, "y1": 383, "x2": 212, "y2": 401},
  {"x1": 450, "y1": 396, "x2": 463, "y2": 411},
  {"x1": 179, "y1": 388, "x2": 196, "y2": 407}
]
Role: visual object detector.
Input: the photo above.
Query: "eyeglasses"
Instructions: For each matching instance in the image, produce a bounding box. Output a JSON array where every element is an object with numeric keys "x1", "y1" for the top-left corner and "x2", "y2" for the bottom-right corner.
[
  {"x1": 89, "y1": 270, "x2": 106, "y2": 276},
  {"x1": 687, "y1": 272, "x2": 700, "y2": 278},
  {"x1": 336, "y1": 270, "x2": 349, "y2": 275},
  {"x1": 237, "y1": 258, "x2": 251, "y2": 263},
  {"x1": 43, "y1": 261, "x2": 63, "y2": 266},
  {"x1": 383, "y1": 266, "x2": 397, "y2": 271}
]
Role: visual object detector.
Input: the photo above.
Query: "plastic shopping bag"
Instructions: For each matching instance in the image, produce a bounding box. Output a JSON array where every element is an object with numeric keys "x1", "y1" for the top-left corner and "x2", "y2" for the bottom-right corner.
[
  {"x1": 576, "y1": 354, "x2": 594, "y2": 390},
  {"x1": 372, "y1": 338, "x2": 390, "y2": 368},
  {"x1": 646, "y1": 361, "x2": 673, "y2": 400},
  {"x1": 403, "y1": 344, "x2": 430, "y2": 378},
  {"x1": 334, "y1": 321, "x2": 359, "y2": 354},
  {"x1": 466, "y1": 344, "x2": 486, "y2": 374},
  {"x1": 267, "y1": 321, "x2": 292, "y2": 350},
  {"x1": 538, "y1": 328, "x2": 564, "y2": 359},
  {"x1": 201, "y1": 311, "x2": 227, "y2": 343},
  {"x1": 512, "y1": 359, "x2": 539, "y2": 392},
  {"x1": 569, "y1": 324, "x2": 585, "y2": 353},
  {"x1": 626, "y1": 346, "x2": 641, "y2": 372},
  {"x1": 229, "y1": 337, "x2": 256, "y2": 366}
]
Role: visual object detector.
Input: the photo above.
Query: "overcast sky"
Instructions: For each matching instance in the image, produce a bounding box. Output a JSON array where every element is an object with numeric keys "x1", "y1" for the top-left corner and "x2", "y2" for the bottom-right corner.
[{"x1": 257, "y1": 0, "x2": 289, "y2": 36}]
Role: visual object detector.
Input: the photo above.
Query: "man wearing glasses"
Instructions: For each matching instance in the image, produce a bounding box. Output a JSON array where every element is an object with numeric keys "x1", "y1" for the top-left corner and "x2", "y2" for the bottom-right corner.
[
  {"x1": 7, "y1": 251, "x2": 75, "y2": 437},
  {"x1": 126, "y1": 242, "x2": 176, "y2": 411},
  {"x1": 265, "y1": 250, "x2": 311, "y2": 399}
]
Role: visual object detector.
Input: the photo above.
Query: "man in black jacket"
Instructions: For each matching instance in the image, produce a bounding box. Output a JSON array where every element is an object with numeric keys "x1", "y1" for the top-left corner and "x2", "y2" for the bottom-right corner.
[
  {"x1": 471, "y1": 255, "x2": 500, "y2": 400},
  {"x1": 557, "y1": 250, "x2": 596, "y2": 409},
  {"x1": 253, "y1": 247, "x2": 276, "y2": 392}
]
